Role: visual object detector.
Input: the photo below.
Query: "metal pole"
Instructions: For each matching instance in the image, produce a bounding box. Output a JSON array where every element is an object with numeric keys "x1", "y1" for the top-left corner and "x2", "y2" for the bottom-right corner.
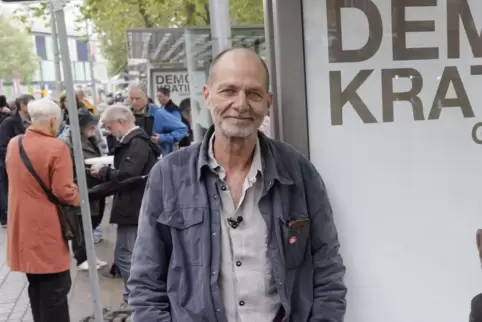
[
  {"x1": 253, "y1": 39, "x2": 260, "y2": 55},
  {"x1": 51, "y1": 1, "x2": 104, "y2": 321},
  {"x1": 184, "y1": 30, "x2": 204, "y2": 142},
  {"x1": 208, "y1": 0, "x2": 232, "y2": 57},
  {"x1": 49, "y1": 2, "x2": 62, "y2": 97},
  {"x1": 263, "y1": 0, "x2": 281, "y2": 140},
  {"x1": 85, "y1": 20, "x2": 97, "y2": 106}
]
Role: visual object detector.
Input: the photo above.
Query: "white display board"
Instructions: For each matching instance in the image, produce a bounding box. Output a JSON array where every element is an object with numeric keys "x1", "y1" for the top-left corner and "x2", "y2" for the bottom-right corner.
[
  {"x1": 151, "y1": 70, "x2": 190, "y2": 106},
  {"x1": 302, "y1": 0, "x2": 482, "y2": 321}
]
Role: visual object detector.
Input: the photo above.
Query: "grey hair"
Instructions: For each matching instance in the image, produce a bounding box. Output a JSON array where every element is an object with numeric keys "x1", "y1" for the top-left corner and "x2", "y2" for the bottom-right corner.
[
  {"x1": 128, "y1": 81, "x2": 148, "y2": 96},
  {"x1": 101, "y1": 104, "x2": 135, "y2": 123},
  {"x1": 96, "y1": 103, "x2": 109, "y2": 115},
  {"x1": 28, "y1": 98, "x2": 61, "y2": 123}
]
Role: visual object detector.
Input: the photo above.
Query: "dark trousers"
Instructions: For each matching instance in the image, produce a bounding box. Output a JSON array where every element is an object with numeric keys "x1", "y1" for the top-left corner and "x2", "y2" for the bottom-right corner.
[
  {"x1": 72, "y1": 200, "x2": 105, "y2": 264},
  {"x1": 26, "y1": 270, "x2": 71, "y2": 322},
  {"x1": 0, "y1": 159, "x2": 8, "y2": 224}
]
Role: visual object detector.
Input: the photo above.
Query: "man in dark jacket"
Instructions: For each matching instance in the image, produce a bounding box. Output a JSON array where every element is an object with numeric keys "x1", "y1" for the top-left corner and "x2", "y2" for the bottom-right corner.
[
  {"x1": 0, "y1": 94, "x2": 34, "y2": 227},
  {"x1": 157, "y1": 87, "x2": 181, "y2": 119},
  {"x1": 90, "y1": 104, "x2": 160, "y2": 304},
  {"x1": 0, "y1": 95, "x2": 12, "y2": 125},
  {"x1": 178, "y1": 98, "x2": 193, "y2": 147}
]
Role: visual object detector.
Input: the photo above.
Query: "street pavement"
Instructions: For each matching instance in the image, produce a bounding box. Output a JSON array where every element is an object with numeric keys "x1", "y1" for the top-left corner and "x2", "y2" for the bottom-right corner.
[{"x1": 0, "y1": 204, "x2": 123, "y2": 322}]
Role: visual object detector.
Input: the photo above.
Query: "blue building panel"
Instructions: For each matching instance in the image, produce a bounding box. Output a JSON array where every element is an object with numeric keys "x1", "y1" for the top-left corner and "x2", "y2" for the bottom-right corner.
[
  {"x1": 35, "y1": 35, "x2": 47, "y2": 60},
  {"x1": 76, "y1": 39, "x2": 89, "y2": 62}
]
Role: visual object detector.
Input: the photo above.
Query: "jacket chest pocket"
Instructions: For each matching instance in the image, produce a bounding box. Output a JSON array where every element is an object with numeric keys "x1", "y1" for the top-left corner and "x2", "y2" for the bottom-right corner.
[
  {"x1": 281, "y1": 216, "x2": 310, "y2": 270},
  {"x1": 158, "y1": 207, "x2": 205, "y2": 266}
]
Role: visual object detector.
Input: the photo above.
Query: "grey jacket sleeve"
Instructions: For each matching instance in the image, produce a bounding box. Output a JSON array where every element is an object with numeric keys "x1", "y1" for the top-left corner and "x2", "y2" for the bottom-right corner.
[
  {"x1": 128, "y1": 161, "x2": 172, "y2": 322},
  {"x1": 302, "y1": 160, "x2": 347, "y2": 321}
]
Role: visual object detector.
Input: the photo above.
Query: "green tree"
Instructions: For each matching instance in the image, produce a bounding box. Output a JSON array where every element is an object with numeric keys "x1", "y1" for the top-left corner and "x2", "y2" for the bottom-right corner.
[
  {"x1": 0, "y1": 13, "x2": 39, "y2": 82},
  {"x1": 15, "y1": 0, "x2": 264, "y2": 76}
]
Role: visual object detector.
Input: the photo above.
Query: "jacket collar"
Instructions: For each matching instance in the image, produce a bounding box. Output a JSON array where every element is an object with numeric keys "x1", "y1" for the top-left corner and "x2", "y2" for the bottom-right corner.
[
  {"x1": 13, "y1": 112, "x2": 28, "y2": 128},
  {"x1": 164, "y1": 100, "x2": 179, "y2": 113},
  {"x1": 132, "y1": 103, "x2": 158, "y2": 117},
  {"x1": 197, "y1": 126, "x2": 294, "y2": 186},
  {"x1": 81, "y1": 135, "x2": 100, "y2": 156},
  {"x1": 119, "y1": 126, "x2": 146, "y2": 144},
  {"x1": 61, "y1": 127, "x2": 100, "y2": 155}
]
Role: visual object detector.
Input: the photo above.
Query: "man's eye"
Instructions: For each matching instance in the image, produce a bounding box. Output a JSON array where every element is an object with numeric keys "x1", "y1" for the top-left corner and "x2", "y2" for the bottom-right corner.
[{"x1": 222, "y1": 89, "x2": 235, "y2": 94}]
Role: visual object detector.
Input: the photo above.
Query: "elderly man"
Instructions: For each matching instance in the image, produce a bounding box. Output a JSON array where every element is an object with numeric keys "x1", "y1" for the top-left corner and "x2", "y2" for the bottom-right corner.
[
  {"x1": 90, "y1": 104, "x2": 160, "y2": 305},
  {"x1": 128, "y1": 48, "x2": 347, "y2": 321},
  {"x1": 6, "y1": 98, "x2": 79, "y2": 322},
  {"x1": 128, "y1": 82, "x2": 187, "y2": 155}
]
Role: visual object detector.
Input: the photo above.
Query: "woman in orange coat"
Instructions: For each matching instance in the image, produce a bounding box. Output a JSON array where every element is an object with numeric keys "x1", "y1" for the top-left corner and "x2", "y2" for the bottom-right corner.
[{"x1": 6, "y1": 98, "x2": 79, "y2": 322}]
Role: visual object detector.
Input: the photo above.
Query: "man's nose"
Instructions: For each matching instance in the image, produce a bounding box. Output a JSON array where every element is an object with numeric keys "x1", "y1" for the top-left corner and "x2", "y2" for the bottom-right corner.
[{"x1": 233, "y1": 92, "x2": 249, "y2": 111}]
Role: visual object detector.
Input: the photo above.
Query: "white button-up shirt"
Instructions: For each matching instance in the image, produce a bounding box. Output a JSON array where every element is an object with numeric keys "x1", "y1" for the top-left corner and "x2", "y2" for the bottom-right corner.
[{"x1": 208, "y1": 134, "x2": 281, "y2": 322}]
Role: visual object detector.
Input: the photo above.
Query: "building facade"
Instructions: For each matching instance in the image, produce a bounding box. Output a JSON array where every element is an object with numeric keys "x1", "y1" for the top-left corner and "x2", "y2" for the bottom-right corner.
[
  {"x1": 0, "y1": 2, "x2": 108, "y2": 98},
  {"x1": 29, "y1": 31, "x2": 108, "y2": 89}
]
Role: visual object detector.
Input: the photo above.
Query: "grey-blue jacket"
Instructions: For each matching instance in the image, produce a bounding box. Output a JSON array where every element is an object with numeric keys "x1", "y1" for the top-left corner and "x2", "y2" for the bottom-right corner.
[{"x1": 128, "y1": 127, "x2": 347, "y2": 322}]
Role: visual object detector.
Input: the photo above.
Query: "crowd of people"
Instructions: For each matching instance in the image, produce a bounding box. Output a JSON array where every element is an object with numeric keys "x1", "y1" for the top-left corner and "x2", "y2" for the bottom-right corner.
[
  {"x1": 0, "y1": 82, "x2": 194, "y2": 319},
  {"x1": 0, "y1": 48, "x2": 338, "y2": 322}
]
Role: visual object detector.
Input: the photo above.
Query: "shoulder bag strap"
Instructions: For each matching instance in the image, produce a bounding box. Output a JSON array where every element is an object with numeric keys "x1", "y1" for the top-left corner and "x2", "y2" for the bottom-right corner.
[{"x1": 18, "y1": 135, "x2": 59, "y2": 204}]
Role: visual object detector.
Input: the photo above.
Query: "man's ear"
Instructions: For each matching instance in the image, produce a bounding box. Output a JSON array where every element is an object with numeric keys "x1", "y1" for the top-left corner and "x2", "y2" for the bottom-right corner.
[
  {"x1": 202, "y1": 85, "x2": 210, "y2": 103},
  {"x1": 203, "y1": 85, "x2": 213, "y2": 110},
  {"x1": 267, "y1": 92, "x2": 273, "y2": 113}
]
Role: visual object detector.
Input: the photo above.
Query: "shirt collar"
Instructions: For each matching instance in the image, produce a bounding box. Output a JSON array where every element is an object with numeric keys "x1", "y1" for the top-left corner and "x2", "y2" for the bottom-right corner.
[
  {"x1": 198, "y1": 126, "x2": 294, "y2": 188},
  {"x1": 207, "y1": 132, "x2": 263, "y2": 183},
  {"x1": 120, "y1": 125, "x2": 139, "y2": 143}
]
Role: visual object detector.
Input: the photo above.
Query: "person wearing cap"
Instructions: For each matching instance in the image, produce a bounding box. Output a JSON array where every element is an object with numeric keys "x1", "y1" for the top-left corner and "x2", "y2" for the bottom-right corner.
[{"x1": 60, "y1": 110, "x2": 107, "y2": 271}]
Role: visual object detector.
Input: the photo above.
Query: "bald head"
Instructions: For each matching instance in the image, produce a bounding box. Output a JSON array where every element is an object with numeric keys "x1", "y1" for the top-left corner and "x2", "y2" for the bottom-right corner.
[
  {"x1": 203, "y1": 47, "x2": 272, "y2": 139},
  {"x1": 208, "y1": 47, "x2": 270, "y2": 90}
]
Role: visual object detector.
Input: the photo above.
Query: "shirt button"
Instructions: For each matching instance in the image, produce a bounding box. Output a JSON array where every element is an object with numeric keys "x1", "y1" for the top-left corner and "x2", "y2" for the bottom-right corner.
[
  {"x1": 213, "y1": 195, "x2": 218, "y2": 199},
  {"x1": 221, "y1": 185, "x2": 227, "y2": 191},
  {"x1": 236, "y1": 261, "x2": 242, "y2": 267},
  {"x1": 212, "y1": 233, "x2": 216, "y2": 236},
  {"x1": 239, "y1": 300, "x2": 245, "y2": 306},
  {"x1": 212, "y1": 271, "x2": 216, "y2": 275},
  {"x1": 268, "y1": 180, "x2": 273, "y2": 186}
]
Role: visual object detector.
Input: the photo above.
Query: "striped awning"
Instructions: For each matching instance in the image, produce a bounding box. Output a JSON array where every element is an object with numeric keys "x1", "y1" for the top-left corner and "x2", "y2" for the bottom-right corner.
[{"x1": 125, "y1": 26, "x2": 266, "y2": 65}]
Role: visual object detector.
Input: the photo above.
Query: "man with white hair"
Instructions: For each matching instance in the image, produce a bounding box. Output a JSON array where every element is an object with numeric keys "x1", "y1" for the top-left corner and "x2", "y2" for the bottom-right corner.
[
  {"x1": 6, "y1": 98, "x2": 80, "y2": 322},
  {"x1": 128, "y1": 81, "x2": 187, "y2": 155},
  {"x1": 90, "y1": 104, "x2": 160, "y2": 305}
]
